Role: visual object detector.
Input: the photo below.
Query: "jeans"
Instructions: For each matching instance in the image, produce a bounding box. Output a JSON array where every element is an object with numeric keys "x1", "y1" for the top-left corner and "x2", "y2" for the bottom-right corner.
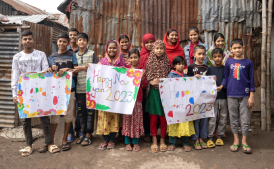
[
  {"x1": 191, "y1": 118, "x2": 208, "y2": 140},
  {"x1": 69, "y1": 100, "x2": 81, "y2": 135},
  {"x1": 102, "y1": 132, "x2": 117, "y2": 142}
]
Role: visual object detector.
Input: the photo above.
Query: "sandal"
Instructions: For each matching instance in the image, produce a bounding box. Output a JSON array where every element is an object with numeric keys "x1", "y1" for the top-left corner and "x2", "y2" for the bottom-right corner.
[
  {"x1": 62, "y1": 142, "x2": 71, "y2": 151},
  {"x1": 183, "y1": 145, "x2": 192, "y2": 152},
  {"x1": 21, "y1": 146, "x2": 33, "y2": 157},
  {"x1": 207, "y1": 140, "x2": 215, "y2": 148},
  {"x1": 167, "y1": 145, "x2": 176, "y2": 151},
  {"x1": 38, "y1": 144, "x2": 48, "y2": 153},
  {"x1": 242, "y1": 144, "x2": 252, "y2": 154},
  {"x1": 133, "y1": 144, "x2": 140, "y2": 152},
  {"x1": 230, "y1": 144, "x2": 240, "y2": 152},
  {"x1": 144, "y1": 136, "x2": 151, "y2": 142},
  {"x1": 49, "y1": 145, "x2": 60, "y2": 154},
  {"x1": 151, "y1": 144, "x2": 158, "y2": 153},
  {"x1": 193, "y1": 143, "x2": 202, "y2": 150},
  {"x1": 107, "y1": 143, "x2": 115, "y2": 149},
  {"x1": 98, "y1": 143, "x2": 107, "y2": 150},
  {"x1": 200, "y1": 142, "x2": 208, "y2": 149},
  {"x1": 216, "y1": 138, "x2": 224, "y2": 146},
  {"x1": 81, "y1": 137, "x2": 93, "y2": 146},
  {"x1": 160, "y1": 144, "x2": 167, "y2": 152},
  {"x1": 76, "y1": 135, "x2": 85, "y2": 144},
  {"x1": 125, "y1": 144, "x2": 132, "y2": 151},
  {"x1": 67, "y1": 134, "x2": 75, "y2": 143}
]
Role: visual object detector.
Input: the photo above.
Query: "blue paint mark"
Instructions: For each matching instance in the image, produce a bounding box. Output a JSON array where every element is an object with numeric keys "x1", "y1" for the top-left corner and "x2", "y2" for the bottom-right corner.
[
  {"x1": 189, "y1": 97, "x2": 194, "y2": 104},
  {"x1": 203, "y1": 115, "x2": 206, "y2": 117},
  {"x1": 44, "y1": 73, "x2": 53, "y2": 78},
  {"x1": 202, "y1": 77, "x2": 205, "y2": 80},
  {"x1": 176, "y1": 91, "x2": 179, "y2": 98},
  {"x1": 19, "y1": 110, "x2": 27, "y2": 118},
  {"x1": 18, "y1": 83, "x2": 21, "y2": 91},
  {"x1": 161, "y1": 99, "x2": 164, "y2": 102},
  {"x1": 202, "y1": 90, "x2": 206, "y2": 93}
]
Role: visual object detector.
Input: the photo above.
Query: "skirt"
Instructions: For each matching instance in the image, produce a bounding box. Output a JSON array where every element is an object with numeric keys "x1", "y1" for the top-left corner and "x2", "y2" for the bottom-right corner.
[
  {"x1": 96, "y1": 111, "x2": 120, "y2": 135},
  {"x1": 167, "y1": 121, "x2": 195, "y2": 138},
  {"x1": 145, "y1": 86, "x2": 165, "y2": 116}
]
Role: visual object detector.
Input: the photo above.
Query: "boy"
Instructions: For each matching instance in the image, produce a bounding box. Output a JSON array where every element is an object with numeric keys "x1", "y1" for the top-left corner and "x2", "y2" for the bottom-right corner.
[
  {"x1": 207, "y1": 48, "x2": 228, "y2": 148},
  {"x1": 187, "y1": 45, "x2": 209, "y2": 150},
  {"x1": 72, "y1": 33, "x2": 98, "y2": 146},
  {"x1": 48, "y1": 33, "x2": 78, "y2": 151},
  {"x1": 218, "y1": 39, "x2": 255, "y2": 154},
  {"x1": 11, "y1": 30, "x2": 59, "y2": 156},
  {"x1": 67, "y1": 28, "x2": 79, "y2": 52}
]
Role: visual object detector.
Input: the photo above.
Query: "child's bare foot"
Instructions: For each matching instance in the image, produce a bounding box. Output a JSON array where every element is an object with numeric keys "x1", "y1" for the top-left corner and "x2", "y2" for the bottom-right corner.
[
  {"x1": 125, "y1": 144, "x2": 132, "y2": 151},
  {"x1": 167, "y1": 145, "x2": 176, "y2": 151},
  {"x1": 183, "y1": 145, "x2": 191, "y2": 152}
]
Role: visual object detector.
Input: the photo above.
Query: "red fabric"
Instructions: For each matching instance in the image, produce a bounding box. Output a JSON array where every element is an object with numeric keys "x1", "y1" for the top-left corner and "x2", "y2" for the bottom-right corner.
[
  {"x1": 149, "y1": 114, "x2": 167, "y2": 138},
  {"x1": 170, "y1": 70, "x2": 184, "y2": 77},
  {"x1": 163, "y1": 28, "x2": 187, "y2": 69},
  {"x1": 126, "y1": 64, "x2": 146, "y2": 102},
  {"x1": 189, "y1": 41, "x2": 200, "y2": 65},
  {"x1": 139, "y1": 33, "x2": 156, "y2": 69}
]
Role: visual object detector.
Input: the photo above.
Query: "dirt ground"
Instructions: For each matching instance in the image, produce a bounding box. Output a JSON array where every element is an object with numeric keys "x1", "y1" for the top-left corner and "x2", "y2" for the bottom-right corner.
[{"x1": 0, "y1": 118, "x2": 274, "y2": 169}]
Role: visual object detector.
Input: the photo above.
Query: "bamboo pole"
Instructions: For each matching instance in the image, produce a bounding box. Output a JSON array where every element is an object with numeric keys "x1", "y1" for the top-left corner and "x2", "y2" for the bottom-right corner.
[
  {"x1": 261, "y1": 0, "x2": 267, "y2": 130},
  {"x1": 266, "y1": 0, "x2": 273, "y2": 131}
]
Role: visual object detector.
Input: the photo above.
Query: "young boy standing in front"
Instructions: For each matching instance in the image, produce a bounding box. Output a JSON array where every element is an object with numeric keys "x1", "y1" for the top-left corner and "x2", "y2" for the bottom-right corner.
[
  {"x1": 48, "y1": 33, "x2": 78, "y2": 151},
  {"x1": 72, "y1": 33, "x2": 98, "y2": 146},
  {"x1": 218, "y1": 39, "x2": 255, "y2": 154},
  {"x1": 187, "y1": 45, "x2": 208, "y2": 150},
  {"x1": 207, "y1": 48, "x2": 228, "y2": 148}
]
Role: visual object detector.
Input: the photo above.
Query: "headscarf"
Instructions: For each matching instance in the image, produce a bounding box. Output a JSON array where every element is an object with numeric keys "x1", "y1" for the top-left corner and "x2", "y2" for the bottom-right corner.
[
  {"x1": 139, "y1": 33, "x2": 156, "y2": 69},
  {"x1": 163, "y1": 28, "x2": 186, "y2": 69},
  {"x1": 189, "y1": 41, "x2": 200, "y2": 64},
  {"x1": 146, "y1": 40, "x2": 171, "y2": 90},
  {"x1": 207, "y1": 32, "x2": 232, "y2": 66},
  {"x1": 117, "y1": 34, "x2": 132, "y2": 65}
]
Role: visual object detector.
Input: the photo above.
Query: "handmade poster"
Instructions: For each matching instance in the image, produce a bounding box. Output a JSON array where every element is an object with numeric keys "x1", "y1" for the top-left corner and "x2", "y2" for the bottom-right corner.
[
  {"x1": 159, "y1": 76, "x2": 217, "y2": 125},
  {"x1": 17, "y1": 72, "x2": 72, "y2": 118},
  {"x1": 86, "y1": 64, "x2": 142, "y2": 115}
]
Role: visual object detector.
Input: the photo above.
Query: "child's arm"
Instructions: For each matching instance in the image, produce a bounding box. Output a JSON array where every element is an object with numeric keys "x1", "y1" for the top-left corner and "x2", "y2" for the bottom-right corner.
[
  {"x1": 247, "y1": 61, "x2": 255, "y2": 108},
  {"x1": 247, "y1": 92, "x2": 254, "y2": 108},
  {"x1": 218, "y1": 62, "x2": 229, "y2": 91}
]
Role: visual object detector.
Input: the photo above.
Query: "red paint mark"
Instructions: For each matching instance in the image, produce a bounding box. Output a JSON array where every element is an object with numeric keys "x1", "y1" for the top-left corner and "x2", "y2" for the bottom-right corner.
[
  {"x1": 160, "y1": 91, "x2": 163, "y2": 95},
  {"x1": 167, "y1": 111, "x2": 173, "y2": 118},
  {"x1": 53, "y1": 96, "x2": 58, "y2": 105},
  {"x1": 177, "y1": 120, "x2": 179, "y2": 122},
  {"x1": 181, "y1": 91, "x2": 185, "y2": 97},
  {"x1": 53, "y1": 86, "x2": 55, "y2": 88},
  {"x1": 176, "y1": 105, "x2": 179, "y2": 108},
  {"x1": 176, "y1": 78, "x2": 179, "y2": 81},
  {"x1": 30, "y1": 88, "x2": 33, "y2": 94},
  {"x1": 160, "y1": 85, "x2": 163, "y2": 89}
]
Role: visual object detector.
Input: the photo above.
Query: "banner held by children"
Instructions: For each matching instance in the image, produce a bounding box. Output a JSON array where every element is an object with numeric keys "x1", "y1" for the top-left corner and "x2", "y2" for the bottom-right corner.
[
  {"x1": 17, "y1": 72, "x2": 72, "y2": 118},
  {"x1": 86, "y1": 64, "x2": 142, "y2": 115},
  {"x1": 159, "y1": 76, "x2": 217, "y2": 125}
]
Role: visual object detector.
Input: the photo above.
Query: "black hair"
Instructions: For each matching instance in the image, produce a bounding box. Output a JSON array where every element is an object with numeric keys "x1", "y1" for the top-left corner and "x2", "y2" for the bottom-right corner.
[
  {"x1": 21, "y1": 30, "x2": 33, "y2": 39},
  {"x1": 188, "y1": 26, "x2": 203, "y2": 42},
  {"x1": 213, "y1": 33, "x2": 225, "y2": 42},
  {"x1": 194, "y1": 45, "x2": 206, "y2": 53},
  {"x1": 230, "y1": 38, "x2": 243, "y2": 47},
  {"x1": 118, "y1": 34, "x2": 129, "y2": 43},
  {"x1": 172, "y1": 56, "x2": 185, "y2": 67},
  {"x1": 107, "y1": 41, "x2": 117, "y2": 48},
  {"x1": 166, "y1": 29, "x2": 177, "y2": 37},
  {"x1": 68, "y1": 28, "x2": 79, "y2": 34},
  {"x1": 77, "y1": 33, "x2": 89, "y2": 42},
  {"x1": 128, "y1": 49, "x2": 140, "y2": 58},
  {"x1": 57, "y1": 33, "x2": 70, "y2": 42},
  {"x1": 211, "y1": 48, "x2": 224, "y2": 57}
]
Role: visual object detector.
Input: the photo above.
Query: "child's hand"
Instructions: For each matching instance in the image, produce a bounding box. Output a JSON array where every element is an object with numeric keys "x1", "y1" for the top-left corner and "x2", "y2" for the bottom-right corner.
[
  {"x1": 46, "y1": 67, "x2": 53, "y2": 73},
  {"x1": 85, "y1": 63, "x2": 90, "y2": 70},
  {"x1": 52, "y1": 65, "x2": 58, "y2": 73},
  {"x1": 194, "y1": 74, "x2": 201, "y2": 79},
  {"x1": 58, "y1": 68, "x2": 66, "y2": 77},
  {"x1": 150, "y1": 79, "x2": 161, "y2": 88},
  {"x1": 216, "y1": 85, "x2": 223, "y2": 92},
  {"x1": 183, "y1": 69, "x2": 188, "y2": 74},
  {"x1": 247, "y1": 94, "x2": 255, "y2": 108},
  {"x1": 213, "y1": 76, "x2": 217, "y2": 81},
  {"x1": 13, "y1": 96, "x2": 18, "y2": 104},
  {"x1": 120, "y1": 66, "x2": 127, "y2": 69},
  {"x1": 74, "y1": 66, "x2": 85, "y2": 73}
]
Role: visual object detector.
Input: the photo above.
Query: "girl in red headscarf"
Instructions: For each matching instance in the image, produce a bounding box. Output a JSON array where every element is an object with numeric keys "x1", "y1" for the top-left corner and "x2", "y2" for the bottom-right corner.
[
  {"x1": 117, "y1": 34, "x2": 132, "y2": 66},
  {"x1": 163, "y1": 28, "x2": 187, "y2": 70}
]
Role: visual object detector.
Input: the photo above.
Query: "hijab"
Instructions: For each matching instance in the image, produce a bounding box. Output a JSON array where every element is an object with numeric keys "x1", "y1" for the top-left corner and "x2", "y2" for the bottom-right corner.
[
  {"x1": 189, "y1": 40, "x2": 200, "y2": 64},
  {"x1": 139, "y1": 33, "x2": 156, "y2": 69}
]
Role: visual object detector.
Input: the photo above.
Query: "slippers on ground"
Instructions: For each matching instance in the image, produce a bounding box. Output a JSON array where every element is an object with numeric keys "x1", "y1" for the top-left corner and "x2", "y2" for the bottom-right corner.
[
  {"x1": 160, "y1": 144, "x2": 167, "y2": 152},
  {"x1": 62, "y1": 142, "x2": 71, "y2": 151},
  {"x1": 125, "y1": 144, "x2": 132, "y2": 151},
  {"x1": 200, "y1": 142, "x2": 208, "y2": 149},
  {"x1": 167, "y1": 145, "x2": 176, "y2": 151},
  {"x1": 21, "y1": 147, "x2": 33, "y2": 157},
  {"x1": 183, "y1": 145, "x2": 192, "y2": 152},
  {"x1": 151, "y1": 144, "x2": 158, "y2": 153},
  {"x1": 67, "y1": 134, "x2": 75, "y2": 143},
  {"x1": 207, "y1": 140, "x2": 215, "y2": 148},
  {"x1": 49, "y1": 145, "x2": 60, "y2": 154},
  {"x1": 38, "y1": 144, "x2": 48, "y2": 153},
  {"x1": 81, "y1": 137, "x2": 93, "y2": 146},
  {"x1": 193, "y1": 143, "x2": 202, "y2": 150},
  {"x1": 230, "y1": 144, "x2": 240, "y2": 152},
  {"x1": 133, "y1": 145, "x2": 141, "y2": 152},
  {"x1": 98, "y1": 143, "x2": 107, "y2": 150},
  {"x1": 242, "y1": 144, "x2": 252, "y2": 154},
  {"x1": 76, "y1": 135, "x2": 85, "y2": 144},
  {"x1": 215, "y1": 139, "x2": 224, "y2": 146},
  {"x1": 107, "y1": 143, "x2": 115, "y2": 150}
]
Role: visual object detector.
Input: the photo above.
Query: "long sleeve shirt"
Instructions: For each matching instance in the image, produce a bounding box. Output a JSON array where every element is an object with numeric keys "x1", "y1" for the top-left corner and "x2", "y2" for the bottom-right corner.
[
  {"x1": 221, "y1": 58, "x2": 255, "y2": 97},
  {"x1": 11, "y1": 50, "x2": 49, "y2": 97}
]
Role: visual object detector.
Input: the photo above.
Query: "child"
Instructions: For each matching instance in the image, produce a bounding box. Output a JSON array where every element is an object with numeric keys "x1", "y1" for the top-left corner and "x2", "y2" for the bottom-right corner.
[
  {"x1": 67, "y1": 28, "x2": 79, "y2": 52},
  {"x1": 97, "y1": 40, "x2": 127, "y2": 150},
  {"x1": 184, "y1": 27, "x2": 208, "y2": 66},
  {"x1": 117, "y1": 34, "x2": 132, "y2": 66},
  {"x1": 207, "y1": 33, "x2": 232, "y2": 67},
  {"x1": 48, "y1": 33, "x2": 77, "y2": 151},
  {"x1": 207, "y1": 48, "x2": 228, "y2": 148},
  {"x1": 187, "y1": 45, "x2": 208, "y2": 150},
  {"x1": 166, "y1": 56, "x2": 195, "y2": 152},
  {"x1": 72, "y1": 33, "x2": 98, "y2": 146},
  {"x1": 218, "y1": 39, "x2": 255, "y2": 154},
  {"x1": 146, "y1": 40, "x2": 171, "y2": 153},
  {"x1": 122, "y1": 49, "x2": 146, "y2": 151}
]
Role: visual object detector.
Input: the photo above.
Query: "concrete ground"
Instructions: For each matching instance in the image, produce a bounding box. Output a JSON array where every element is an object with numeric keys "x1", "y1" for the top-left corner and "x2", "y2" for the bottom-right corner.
[{"x1": 0, "y1": 118, "x2": 274, "y2": 169}]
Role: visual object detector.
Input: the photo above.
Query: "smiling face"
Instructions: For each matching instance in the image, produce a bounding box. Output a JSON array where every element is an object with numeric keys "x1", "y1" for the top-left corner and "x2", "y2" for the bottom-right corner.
[
  {"x1": 107, "y1": 43, "x2": 117, "y2": 58},
  {"x1": 145, "y1": 39, "x2": 154, "y2": 51},
  {"x1": 119, "y1": 38, "x2": 129, "y2": 51},
  {"x1": 194, "y1": 48, "x2": 206, "y2": 65},
  {"x1": 57, "y1": 38, "x2": 69, "y2": 51},
  {"x1": 212, "y1": 52, "x2": 224, "y2": 66},
  {"x1": 154, "y1": 45, "x2": 165, "y2": 57},
  {"x1": 167, "y1": 31, "x2": 178, "y2": 45},
  {"x1": 69, "y1": 31, "x2": 78, "y2": 43},
  {"x1": 215, "y1": 37, "x2": 225, "y2": 49},
  {"x1": 21, "y1": 35, "x2": 34, "y2": 49},
  {"x1": 189, "y1": 30, "x2": 199, "y2": 44},
  {"x1": 129, "y1": 53, "x2": 140, "y2": 67},
  {"x1": 174, "y1": 61, "x2": 185, "y2": 73},
  {"x1": 230, "y1": 43, "x2": 244, "y2": 58},
  {"x1": 77, "y1": 38, "x2": 88, "y2": 49}
]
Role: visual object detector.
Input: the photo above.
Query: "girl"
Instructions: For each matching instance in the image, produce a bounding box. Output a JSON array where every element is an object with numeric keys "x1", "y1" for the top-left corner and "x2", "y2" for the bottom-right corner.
[
  {"x1": 117, "y1": 34, "x2": 132, "y2": 66},
  {"x1": 166, "y1": 56, "x2": 195, "y2": 152},
  {"x1": 139, "y1": 33, "x2": 156, "y2": 142},
  {"x1": 184, "y1": 27, "x2": 208, "y2": 66},
  {"x1": 207, "y1": 33, "x2": 232, "y2": 66},
  {"x1": 163, "y1": 28, "x2": 187, "y2": 69},
  {"x1": 122, "y1": 49, "x2": 146, "y2": 151},
  {"x1": 146, "y1": 40, "x2": 171, "y2": 153},
  {"x1": 97, "y1": 40, "x2": 127, "y2": 150}
]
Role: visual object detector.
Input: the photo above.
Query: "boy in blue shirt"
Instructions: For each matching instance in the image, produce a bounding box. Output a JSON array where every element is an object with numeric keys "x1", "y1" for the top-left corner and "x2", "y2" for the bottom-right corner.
[{"x1": 219, "y1": 39, "x2": 255, "y2": 154}]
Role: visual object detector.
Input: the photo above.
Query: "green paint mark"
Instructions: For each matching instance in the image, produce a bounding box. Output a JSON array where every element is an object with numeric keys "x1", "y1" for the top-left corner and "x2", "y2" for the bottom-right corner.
[
  {"x1": 61, "y1": 71, "x2": 68, "y2": 77},
  {"x1": 18, "y1": 103, "x2": 25, "y2": 111},
  {"x1": 196, "y1": 77, "x2": 199, "y2": 80},
  {"x1": 35, "y1": 88, "x2": 39, "y2": 93},
  {"x1": 112, "y1": 67, "x2": 127, "y2": 74},
  {"x1": 96, "y1": 104, "x2": 110, "y2": 111},
  {"x1": 183, "y1": 78, "x2": 187, "y2": 82},
  {"x1": 86, "y1": 78, "x2": 92, "y2": 92},
  {"x1": 38, "y1": 73, "x2": 45, "y2": 79},
  {"x1": 133, "y1": 87, "x2": 138, "y2": 101},
  {"x1": 27, "y1": 73, "x2": 39, "y2": 79},
  {"x1": 66, "y1": 79, "x2": 71, "y2": 88}
]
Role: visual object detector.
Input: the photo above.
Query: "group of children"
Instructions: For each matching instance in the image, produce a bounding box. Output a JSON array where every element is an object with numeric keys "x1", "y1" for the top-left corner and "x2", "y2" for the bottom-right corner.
[{"x1": 12, "y1": 26, "x2": 255, "y2": 156}]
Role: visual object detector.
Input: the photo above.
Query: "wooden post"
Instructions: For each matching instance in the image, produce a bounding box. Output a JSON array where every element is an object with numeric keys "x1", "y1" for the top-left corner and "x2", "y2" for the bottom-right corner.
[
  {"x1": 267, "y1": 0, "x2": 273, "y2": 131},
  {"x1": 261, "y1": 0, "x2": 267, "y2": 130}
]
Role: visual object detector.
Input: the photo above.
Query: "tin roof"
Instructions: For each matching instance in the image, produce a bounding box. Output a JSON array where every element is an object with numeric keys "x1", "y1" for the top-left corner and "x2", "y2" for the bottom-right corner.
[
  {"x1": 2, "y1": 0, "x2": 48, "y2": 15},
  {"x1": 2, "y1": 15, "x2": 48, "y2": 24}
]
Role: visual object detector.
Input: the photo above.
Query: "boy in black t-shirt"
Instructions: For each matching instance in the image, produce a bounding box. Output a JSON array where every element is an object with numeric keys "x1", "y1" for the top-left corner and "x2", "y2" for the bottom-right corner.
[
  {"x1": 206, "y1": 48, "x2": 228, "y2": 148},
  {"x1": 187, "y1": 45, "x2": 209, "y2": 150}
]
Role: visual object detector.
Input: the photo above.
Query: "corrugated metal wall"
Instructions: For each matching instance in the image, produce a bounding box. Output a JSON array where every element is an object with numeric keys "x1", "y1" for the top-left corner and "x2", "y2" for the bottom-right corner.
[{"x1": 69, "y1": 0, "x2": 198, "y2": 56}]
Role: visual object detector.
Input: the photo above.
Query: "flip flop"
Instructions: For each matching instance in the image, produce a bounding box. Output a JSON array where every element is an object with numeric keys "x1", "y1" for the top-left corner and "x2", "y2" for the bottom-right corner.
[
  {"x1": 133, "y1": 144, "x2": 141, "y2": 152},
  {"x1": 67, "y1": 134, "x2": 75, "y2": 143},
  {"x1": 200, "y1": 142, "x2": 208, "y2": 149},
  {"x1": 230, "y1": 144, "x2": 240, "y2": 152},
  {"x1": 167, "y1": 145, "x2": 176, "y2": 151},
  {"x1": 207, "y1": 140, "x2": 215, "y2": 148},
  {"x1": 98, "y1": 143, "x2": 107, "y2": 150},
  {"x1": 81, "y1": 137, "x2": 93, "y2": 146},
  {"x1": 76, "y1": 135, "x2": 85, "y2": 144},
  {"x1": 193, "y1": 143, "x2": 202, "y2": 150},
  {"x1": 242, "y1": 144, "x2": 252, "y2": 154},
  {"x1": 107, "y1": 143, "x2": 115, "y2": 150},
  {"x1": 49, "y1": 145, "x2": 60, "y2": 154},
  {"x1": 125, "y1": 144, "x2": 132, "y2": 151},
  {"x1": 38, "y1": 144, "x2": 48, "y2": 153},
  {"x1": 62, "y1": 142, "x2": 71, "y2": 151},
  {"x1": 160, "y1": 144, "x2": 167, "y2": 152},
  {"x1": 21, "y1": 147, "x2": 33, "y2": 157},
  {"x1": 183, "y1": 145, "x2": 192, "y2": 152},
  {"x1": 216, "y1": 139, "x2": 224, "y2": 146},
  {"x1": 151, "y1": 144, "x2": 158, "y2": 153}
]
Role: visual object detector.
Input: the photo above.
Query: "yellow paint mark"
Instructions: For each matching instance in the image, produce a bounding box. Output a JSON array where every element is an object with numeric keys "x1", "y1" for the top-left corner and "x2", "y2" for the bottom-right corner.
[
  {"x1": 39, "y1": 87, "x2": 42, "y2": 92},
  {"x1": 26, "y1": 105, "x2": 29, "y2": 108},
  {"x1": 185, "y1": 91, "x2": 189, "y2": 95}
]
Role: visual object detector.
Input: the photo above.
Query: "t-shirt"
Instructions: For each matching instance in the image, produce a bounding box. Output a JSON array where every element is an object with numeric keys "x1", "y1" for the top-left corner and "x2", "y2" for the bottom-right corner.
[
  {"x1": 48, "y1": 50, "x2": 78, "y2": 90},
  {"x1": 221, "y1": 58, "x2": 255, "y2": 97},
  {"x1": 207, "y1": 65, "x2": 226, "y2": 99},
  {"x1": 187, "y1": 63, "x2": 208, "y2": 76},
  {"x1": 76, "y1": 49, "x2": 98, "y2": 93}
]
